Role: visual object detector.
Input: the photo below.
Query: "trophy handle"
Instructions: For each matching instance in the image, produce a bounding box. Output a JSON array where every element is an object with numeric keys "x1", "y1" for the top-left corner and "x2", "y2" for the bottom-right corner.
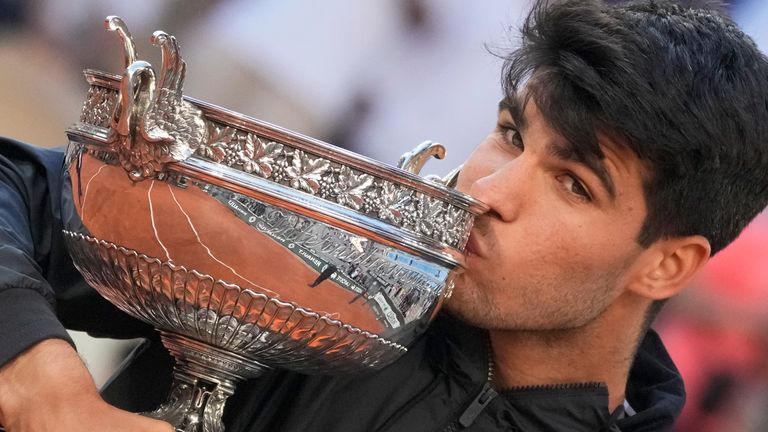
[
  {"x1": 398, "y1": 141, "x2": 464, "y2": 188},
  {"x1": 439, "y1": 164, "x2": 463, "y2": 188},
  {"x1": 105, "y1": 16, "x2": 137, "y2": 68},
  {"x1": 397, "y1": 140, "x2": 446, "y2": 175},
  {"x1": 103, "y1": 17, "x2": 208, "y2": 182}
]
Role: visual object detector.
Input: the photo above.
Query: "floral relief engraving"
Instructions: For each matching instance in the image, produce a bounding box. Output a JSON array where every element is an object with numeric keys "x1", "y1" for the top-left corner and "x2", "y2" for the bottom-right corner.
[
  {"x1": 285, "y1": 150, "x2": 331, "y2": 194},
  {"x1": 79, "y1": 84, "x2": 475, "y2": 249},
  {"x1": 416, "y1": 195, "x2": 445, "y2": 237},
  {"x1": 236, "y1": 134, "x2": 284, "y2": 178},
  {"x1": 334, "y1": 166, "x2": 374, "y2": 210},
  {"x1": 441, "y1": 205, "x2": 471, "y2": 247},
  {"x1": 201, "y1": 125, "x2": 237, "y2": 164},
  {"x1": 378, "y1": 182, "x2": 414, "y2": 225}
]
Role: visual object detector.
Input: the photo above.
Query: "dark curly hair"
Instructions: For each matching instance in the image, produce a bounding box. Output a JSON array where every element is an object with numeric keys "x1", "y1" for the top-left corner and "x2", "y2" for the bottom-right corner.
[{"x1": 503, "y1": 0, "x2": 768, "y2": 255}]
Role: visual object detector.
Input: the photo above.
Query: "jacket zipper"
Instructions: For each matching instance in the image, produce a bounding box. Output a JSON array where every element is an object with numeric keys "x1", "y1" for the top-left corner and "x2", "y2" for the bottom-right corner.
[
  {"x1": 440, "y1": 334, "x2": 606, "y2": 431},
  {"x1": 440, "y1": 338, "x2": 497, "y2": 431},
  {"x1": 441, "y1": 382, "x2": 607, "y2": 431},
  {"x1": 440, "y1": 384, "x2": 498, "y2": 431},
  {"x1": 457, "y1": 381, "x2": 499, "y2": 427}
]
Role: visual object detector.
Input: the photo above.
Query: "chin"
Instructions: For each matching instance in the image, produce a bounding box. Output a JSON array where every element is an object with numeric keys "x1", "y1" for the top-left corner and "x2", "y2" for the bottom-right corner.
[{"x1": 442, "y1": 289, "x2": 488, "y2": 328}]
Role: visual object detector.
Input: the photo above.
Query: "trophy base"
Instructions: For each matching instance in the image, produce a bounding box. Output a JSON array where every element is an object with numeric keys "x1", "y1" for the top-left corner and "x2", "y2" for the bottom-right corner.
[{"x1": 145, "y1": 332, "x2": 269, "y2": 432}]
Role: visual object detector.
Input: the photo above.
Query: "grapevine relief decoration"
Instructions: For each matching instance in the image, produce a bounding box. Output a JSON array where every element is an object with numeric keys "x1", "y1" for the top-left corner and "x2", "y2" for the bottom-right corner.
[
  {"x1": 334, "y1": 166, "x2": 374, "y2": 211},
  {"x1": 236, "y1": 135, "x2": 284, "y2": 178},
  {"x1": 378, "y1": 182, "x2": 417, "y2": 230},
  {"x1": 199, "y1": 125, "x2": 236, "y2": 163},
  {"x1": 78, "y1": 79, "x2": 475, "y2": 248},
  {"x1": 286, "y1": 150, "x2": 331, "y2": 194},
  {"x1": 416, "y1": 195, "x2": 445, "y2": 237}
]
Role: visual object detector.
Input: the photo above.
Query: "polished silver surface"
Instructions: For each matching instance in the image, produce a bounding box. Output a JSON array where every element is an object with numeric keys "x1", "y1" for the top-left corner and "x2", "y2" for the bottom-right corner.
[
  {"x1": 76, "y1": 71, "x2": 485, "y2": 249},
  {"x1": 397, "y1": 140, "x2": 446, "y2": 175},
  {"x1": 105, "y1": 16, "x2": 137, "y2": 68},
  {"x1": 63, "y1": 16, "x2": 485, "y2": 432}
]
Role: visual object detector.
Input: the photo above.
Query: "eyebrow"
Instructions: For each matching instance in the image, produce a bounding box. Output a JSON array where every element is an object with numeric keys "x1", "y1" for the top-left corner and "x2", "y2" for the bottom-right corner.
[
  {"x1": 498, "y1": 97, "x2": 527, "y2": 131},
  {"x1": 498, "y1": 98, "x2": 617, "y2": 200},
  {"x1": 547, "y1": 140, "x2": 617, "y2": 200}
]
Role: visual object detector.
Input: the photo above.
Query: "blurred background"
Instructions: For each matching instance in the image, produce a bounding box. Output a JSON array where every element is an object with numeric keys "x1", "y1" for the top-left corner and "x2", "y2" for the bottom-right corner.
[{"x1": 0, "y1": 1, "x2": 766, "y2": 430}]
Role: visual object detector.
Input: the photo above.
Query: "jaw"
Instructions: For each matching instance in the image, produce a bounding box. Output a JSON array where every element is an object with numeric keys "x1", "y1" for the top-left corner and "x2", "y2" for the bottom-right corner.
[{"x1": 487, "y1": 288, "x2": 652, "y2": 409}]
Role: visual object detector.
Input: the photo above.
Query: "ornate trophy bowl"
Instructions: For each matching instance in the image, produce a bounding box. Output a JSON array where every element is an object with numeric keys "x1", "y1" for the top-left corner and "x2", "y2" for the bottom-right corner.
[{"x1": 61, "y1": 17, "x2": 487, "y2": 432}]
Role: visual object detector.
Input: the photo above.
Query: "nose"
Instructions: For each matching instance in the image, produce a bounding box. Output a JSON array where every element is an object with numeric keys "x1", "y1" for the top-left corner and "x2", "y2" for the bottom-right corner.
[{"x1": 467, "y1": 160, "x2": 529, "y2": 223}]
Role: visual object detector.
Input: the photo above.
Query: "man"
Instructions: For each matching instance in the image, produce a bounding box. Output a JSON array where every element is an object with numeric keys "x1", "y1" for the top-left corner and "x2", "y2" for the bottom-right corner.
[{"x1": 1, "y1": 0, "x2": 768, "y2": 431}]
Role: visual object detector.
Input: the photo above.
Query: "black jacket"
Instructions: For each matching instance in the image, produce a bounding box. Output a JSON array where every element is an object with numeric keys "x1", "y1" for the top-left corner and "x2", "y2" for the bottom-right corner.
[
  {"x1": 229, "y1": 315, "x2": 688, "y2": 432},
  {"x1": 104, "y1": 313, "x2": 684, "y2": 432},
  {"x1": 0, "y1": 138, "x2": 685, "y2": 431}
]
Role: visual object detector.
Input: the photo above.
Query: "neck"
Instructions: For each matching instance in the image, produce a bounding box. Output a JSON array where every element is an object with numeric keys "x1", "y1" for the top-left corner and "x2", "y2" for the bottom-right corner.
[{"x1": 488, "y1": 291, "x2": 648, "y2": 411}]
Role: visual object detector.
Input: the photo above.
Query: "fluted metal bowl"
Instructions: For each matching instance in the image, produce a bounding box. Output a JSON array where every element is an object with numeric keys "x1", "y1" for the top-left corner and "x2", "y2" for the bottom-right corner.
[{"x1": 61, "y1": 17, "x2": 486, "y2": 432}]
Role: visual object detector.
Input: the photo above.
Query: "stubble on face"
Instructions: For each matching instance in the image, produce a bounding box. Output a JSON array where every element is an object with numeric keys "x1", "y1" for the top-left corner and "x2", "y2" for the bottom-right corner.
[
  {"x1": 446, "y1": 213, "x2": 622, "y2": 331},
  {"x1": 444, "y1": 94, "x2": 650, "y2": 335}
]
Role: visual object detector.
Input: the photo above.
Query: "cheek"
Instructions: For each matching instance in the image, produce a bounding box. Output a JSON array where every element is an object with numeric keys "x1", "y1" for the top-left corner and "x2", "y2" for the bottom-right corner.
[
  {"x1": 493, "y1": 212, "x2": 631, "y2": 283},
  {"x1": 541, "y1": 190, "x2": 644, "y2": 254}
]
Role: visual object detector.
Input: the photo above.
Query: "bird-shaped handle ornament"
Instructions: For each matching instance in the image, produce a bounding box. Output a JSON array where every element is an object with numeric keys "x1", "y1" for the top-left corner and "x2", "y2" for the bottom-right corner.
[{"x1": 105, "y1": 16, "x2": 207, "y2": 181}]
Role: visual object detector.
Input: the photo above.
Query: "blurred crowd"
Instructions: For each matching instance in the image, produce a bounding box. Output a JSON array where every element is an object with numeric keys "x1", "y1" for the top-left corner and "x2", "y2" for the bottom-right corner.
[
  {"x1": 656, "y1": 220, "x2": 768, "y2": 431},
  {"x1": 1, "y1": 1, "x2": 767, "y2": 430}
]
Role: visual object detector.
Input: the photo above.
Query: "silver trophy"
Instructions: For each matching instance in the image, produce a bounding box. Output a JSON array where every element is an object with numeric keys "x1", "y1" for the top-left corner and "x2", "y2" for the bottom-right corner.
[{"x1": 61, "y1": 17, "x2": 487, "y2": 432}]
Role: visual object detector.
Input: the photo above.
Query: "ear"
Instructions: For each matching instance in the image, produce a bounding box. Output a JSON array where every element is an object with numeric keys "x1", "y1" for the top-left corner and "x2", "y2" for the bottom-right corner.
[{"x1": 627, "y1": 235, "x2": 711, "y2": 300}]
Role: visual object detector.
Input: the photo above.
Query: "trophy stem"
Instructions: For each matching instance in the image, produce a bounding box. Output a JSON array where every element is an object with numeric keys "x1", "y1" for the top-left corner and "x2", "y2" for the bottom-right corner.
[{"x1": 144, "y1": 332, "x2": 270, "y2": 432}]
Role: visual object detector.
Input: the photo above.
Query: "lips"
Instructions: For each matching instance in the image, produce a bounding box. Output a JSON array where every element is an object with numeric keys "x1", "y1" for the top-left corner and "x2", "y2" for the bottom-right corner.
[{"x1": 464, "y1": 231, "x2": 483, "y2": 258}]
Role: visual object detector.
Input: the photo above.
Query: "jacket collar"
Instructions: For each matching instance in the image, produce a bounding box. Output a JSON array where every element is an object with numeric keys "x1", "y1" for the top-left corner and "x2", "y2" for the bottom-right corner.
[
  {"x1": 432, "y1": 315, "x2": 685, "y2": 431},
  {"x1": 616, "y1": 329, "x2": 685, "y2": 431}
]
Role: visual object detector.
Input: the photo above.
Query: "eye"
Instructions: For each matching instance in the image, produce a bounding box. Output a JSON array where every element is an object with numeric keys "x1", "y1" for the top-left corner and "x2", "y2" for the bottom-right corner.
[
  {"x1": 557, "y1": 174, "x2": 592, "y2": 202},
  {"x1": 498, "y1": 123, "x2": 524, "y2": 151}
]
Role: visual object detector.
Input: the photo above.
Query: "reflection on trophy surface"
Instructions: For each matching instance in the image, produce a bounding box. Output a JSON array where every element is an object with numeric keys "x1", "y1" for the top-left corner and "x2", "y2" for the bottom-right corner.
[{"x1": 61, "y1": 16, "x2": 487, "y2": 432}]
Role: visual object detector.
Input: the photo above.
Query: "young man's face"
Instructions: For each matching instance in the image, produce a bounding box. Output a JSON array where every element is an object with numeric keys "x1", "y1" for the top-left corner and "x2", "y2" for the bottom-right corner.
[{"x1": 447, "y1": 96, "x2": 650, "y2": 331}]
